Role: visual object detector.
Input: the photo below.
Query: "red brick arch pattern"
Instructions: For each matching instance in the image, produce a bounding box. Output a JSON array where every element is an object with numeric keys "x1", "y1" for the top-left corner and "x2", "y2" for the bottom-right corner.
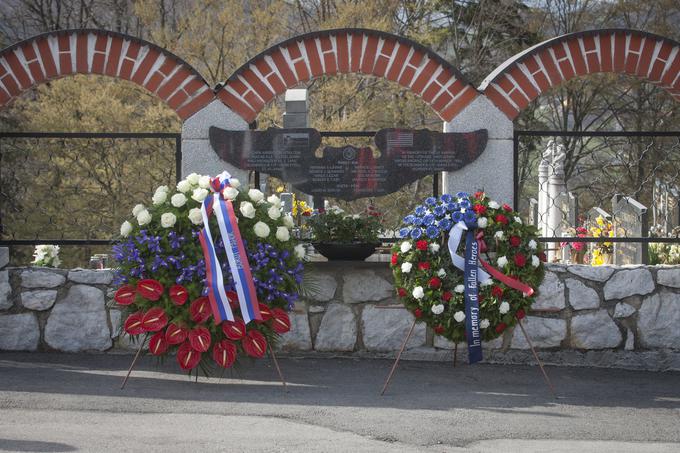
[
  {"x1": 217, "y1": 29, "x2": 478, "y2": 123},
  {"x1": 480, "y1": 29, "x2": 680, "y2": 120},
  {"x1": 0, "y1": 29, "x2": 215, "y2": 120}
]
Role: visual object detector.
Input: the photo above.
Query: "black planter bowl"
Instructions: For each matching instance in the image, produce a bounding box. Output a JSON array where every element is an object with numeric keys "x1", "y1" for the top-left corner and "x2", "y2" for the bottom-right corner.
[{"x1": 312, "y1": 242, "x2": 380, "y2": 261}]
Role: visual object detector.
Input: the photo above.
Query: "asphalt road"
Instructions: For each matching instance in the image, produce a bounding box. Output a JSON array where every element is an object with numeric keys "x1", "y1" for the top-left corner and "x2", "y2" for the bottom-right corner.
[{"x1": 0, "y1": 353, "x2": 679, "y2": 452}]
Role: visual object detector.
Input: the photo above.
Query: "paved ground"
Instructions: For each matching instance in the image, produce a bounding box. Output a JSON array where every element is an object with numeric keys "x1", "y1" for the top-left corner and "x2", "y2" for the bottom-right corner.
[{"x1": 0, "y1": 353, "x2": 679, "y2": 452}]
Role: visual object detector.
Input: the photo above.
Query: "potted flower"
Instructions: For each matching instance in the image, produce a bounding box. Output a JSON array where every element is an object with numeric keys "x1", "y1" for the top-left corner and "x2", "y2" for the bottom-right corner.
[
  {"x1": 307, "y1": 205, "x2": 382, "y2": 260},
  {"x1": 590, "y1": 216, "x2": 614, "y2": 265},
  {"x1": 560, "y1": 226, "x2": 588, "y2": 263}
]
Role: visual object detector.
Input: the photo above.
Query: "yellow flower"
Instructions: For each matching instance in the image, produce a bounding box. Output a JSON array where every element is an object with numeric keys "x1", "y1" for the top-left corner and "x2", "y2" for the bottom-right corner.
[
  {"x1": 276, "y1": 186, "x2": 284, "y2": 193},
  {"x1": 596, "y1": 216, "x2": 605, "y2": 227}
]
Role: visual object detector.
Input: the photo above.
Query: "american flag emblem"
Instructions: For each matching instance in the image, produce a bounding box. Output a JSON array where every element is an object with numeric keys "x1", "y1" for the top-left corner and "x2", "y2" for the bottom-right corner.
[{"x1": 386, "y1": 130, "x2": 413, "y2": 148}]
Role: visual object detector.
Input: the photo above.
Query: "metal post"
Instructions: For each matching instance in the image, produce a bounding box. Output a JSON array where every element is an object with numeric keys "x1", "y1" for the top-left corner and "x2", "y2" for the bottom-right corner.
[
  {"x1": 380, "y1": 318, "x2": 416, "y2": 396},
  {"x1": 513, "y1": 130, "x2": 519, "y2": 211},
  {"x1": 269, "y1": 348, "x2": 288, "y2": 393},
  {"x1": 120, "y1": 334, "x2": 148, "y2": 390},
  {"x1": 174, "y1": 135, "x2": 182, "y2": 183},
  {"x1": 517, "y1": 319, "x2": 557, "y2": 398}
]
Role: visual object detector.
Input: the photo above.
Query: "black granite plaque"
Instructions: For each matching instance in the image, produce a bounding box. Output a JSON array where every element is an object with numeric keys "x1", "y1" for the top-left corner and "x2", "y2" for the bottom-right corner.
[{"x1": 209, "y1": 127, "x2": 487, "y2": 201}]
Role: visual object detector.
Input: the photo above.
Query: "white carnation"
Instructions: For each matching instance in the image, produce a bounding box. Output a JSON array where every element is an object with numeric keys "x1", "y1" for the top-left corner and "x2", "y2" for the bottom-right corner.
[
  {"x1": 268, "y1": 205, "x2": 281, "y2": 220},
  {"x1": 528, "y1": 239, "x2": 537, "y2": 250},
  {"x1": 401, "y1": 262, "x2": 413, "y2": 273},
  {"x1": 253, "y1": 221, "x2": 270, "y2": 238},
  {"x1": 294, "y1": 244, "x2": 306, "y2": 260},
  {"x1": 453, "y1": 311, "x2": 466, "y2": 322},
  {"x1": 431, "y1": 304, "x2": 444, "y2": 315},
  {"x1": 532, "y1": 255, "x2": 540, "y2": 268},
  {"x1": 132, "y1": 204, "x2": 145, "y2": 216},
  {"x1": 120, "y1": 220, "x2": 132, "y2": 237},
  {"x1": 480, "y1": 278, "x2": 493, "y2": 287},
  {"x1": 188, "y1": 208, "x2": 203, "y2": 225},
  {"x1": 275, "y1": 226, "x2": 290, "y2": 241},
  {"x1": 171, "y1": 193, "x2": 187, "y2": 208},
  {"x1": 240, "y1": 201, "x2": 256, "y2": 219},
  {"x1": 480, "y1": 319, "x2": 490, "y2": 329},
  {"x1": 454, "y1": 284, "x2": 465, "y2": 293},
  {"x1": 477, "y1": 217, "x2": 488, "y2": 228},
  {"x1": 136, "y1": 209, "x2": 151, "y2": 226},
  {"x1": 437, "y1": 268, "x2": 446, "y2": 278},
  {"x1": 248, "y1": 188, "x2": 265, "y2": 203},
  {"x1": 514, "y1": 216, "x2": 522, "y2": 224},
  {"x1": 400, "y1": 241, "x2": 412, "y2": 254},
  {"x1": 186, "y1": 173, "x2": 199, "y2": 185},
  {"x1": 412, "y1": 286, "x2": 424, "y2": 299},
  {"x1": 429, "y1": 243, "x2": 440, "y2": 253},
  {"x1": 267, "y1": 194, "x2": 281, "y2": 205},
  {"x1": 229, "y1": 178, "x2": 241, "y2": 188},
  {"x1": 494, "y1": 231, "x2": 504, "y2": 240},
  {"x1": 161, "y1": 212, "x2": 177, "y2": 228},
  {"x1": 499, "y1": 301, "x2": 510, "y2": 314},
  {"x1": 497, "y1": 255, "x2": 508, "y2": 268},
  {"x1": 222, "y1": 187, "x2": 239, "y2": 200},
  {"x1": 191, "y1": 188, "x2": 209, "y2": 203},
  {"x1": 198, "y1": 175, "x2": 211, "y2": 189},
  {"x1": 176, "y1": 180, "x2": 192, "y2": 193},
  {"x1": 488, "y1": 201, "x2": 500, "y2": 209}
]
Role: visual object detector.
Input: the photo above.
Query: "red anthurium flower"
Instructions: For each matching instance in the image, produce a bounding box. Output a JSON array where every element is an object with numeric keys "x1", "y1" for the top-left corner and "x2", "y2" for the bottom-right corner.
[
  {"x1": 416, "y1": 240, "x2": 429, "y2": 251},
  {"x1": 418, "y1": 262, "x2": 431, "y2": 271},
  {"x1": 149, "y1": 331, "x2": 168, "y2": 356},
  {"x1": 270, "y1": 308, "x2": 291, "y2": 334},
  {"x1": 114, "y1": 285, "x2": 136, "y2": 306},
  {"x1": 212, "y1": 340, "x2": 237, "y2": 368},
  {"x1": 434, "y1": 325, "x2": 445, "y2": 335},
  {"x1": 242, "y1": 330, "x2": 267, "y2": 358},
  {"x1": 495, "y1": 323, "x2": 507, "y2": 334},
  {"x1": 177, "y1": 341, "x2": 202, "y2": 370},
  {"x1": 491, "y1": 286, "x2": 504, "y2": 298},
  {"x1": 509, "y1": 236, "x2": 521, "y2": 247},
  {"x1": 141, "y1": 307, "x2": 168, "y2": 332},
  {"x1": 258, "y1": 304, "x2": 272, "y2": 322},
  {"x1": 226, "y1": 291, "x2": 238, "y2": 309},
  {"x1": 516, "y1": 309, "x2": 526, "y2": 320},
  {"x1": 169, "y1": 284, "x2": 189, "y2": 306},
  {"x1": 188, "y1": 326, "x2": 211, "y2": 352},
  {"x1": 190, "y1": 297, "x2": 212, "y2": 323},
  {"x1": 495, "y1": 214, "x2": 509, "y2": 225},
  {"x1": 473, "y1": 204, "x2": 487, "y2": 215},
  {"x1": 165, "y1": 323, "x2": 188, "y2": 345},
  {"x1": 514, "y1": 253, "x2": 527, "y2": 267},
  {"x1": 429, "y1": 277, "x2": 442, "y2": 289},
  {"x1": 502, "y1": 203, "x2": 513, "y2": 212},
  {"x1": 397, "y1": 287, "x2": 407, "y2": 297},
  {"x1": 222, "y1": 317, "x2": 246, "y2": 340},
  {"x1": 414, "y1": 308, "x2": 423, "y2": 318},
  {"x1": 123, "y1": 311, "x2": 145, "y2": 335},
  {"x1": 442, "y1": 291, "x2": 452, "y2": 302},
  {"x1": 136, "y1": 279, "x2": 163, "y2": 301}
]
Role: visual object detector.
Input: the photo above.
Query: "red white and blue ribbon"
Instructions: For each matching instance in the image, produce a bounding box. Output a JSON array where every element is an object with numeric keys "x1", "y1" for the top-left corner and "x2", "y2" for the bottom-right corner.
[{"x1": 199, "y1": 172, "x2": 262, "y2": 324}]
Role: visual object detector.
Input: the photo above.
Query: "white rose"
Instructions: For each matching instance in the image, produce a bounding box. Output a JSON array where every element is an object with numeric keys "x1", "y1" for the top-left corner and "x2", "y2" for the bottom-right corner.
[
  {"x1": 275, "y1": 226, "x2": 290, "y2": 241},
  {"x1": 480, "y1": 278, "x2": 493, "y2": 287},
  {"x1": 171, "y1": 193, "x2": 187, "y2": 208},
  {"x1": 431, "y1": 304, "x2": 444, "y2": 315},
  {"x1": 437, "y1": 268, "x2": 446, "y2": 278},
  {"x1": 477, "y1": 217, "x2": 488, "y2": 228},
  {"x1": 514, "y1": 216, "x2": 522, "y2": 224},
  {"x1": 400, "y1": 241, "x2": 412, "y2": 254},
  {"x1": 248, "y1": 188, "x2": 265, "y2": 203},
  {"x1": 499, "y1": 301, "x2": 510, "y2": 314},
  {"x1": 188, "y1": 208, "x2": 203, "y2": 225},
  {"x1": 132, "y1": 204, "x2": 145, "y2": 216},
  {"x1": 253, "y1": 221, "x2": 270, "y2": 238},
  {"x1": 528, "y1": 239, "x2": 537, "y2": 250},
  {"x1": 268, "y1": 205, "x2": 281, "y2": 220},
  {"x1": 240, "y1": 201, "x2": 256, "y2": 219},
  {"x1": 454, "y1": 284, "x2": 465, "y2": 293},
  {"x1": 488, "y1": 201, "x2": 500, "y2": 209},
  {"x1": 480, "y1": 319, "x2": 490, "y2": 329},
  {"x1": 294, "y1": 244, "x2": 306, "y2": 259},
  {"x1": 120, "y1": 220, "x2": 132, "y2": 237},
  {"x1": 267, "y1": 194, "x2": 281, "y2": 205},
  {"x1": 532, "y1": 255, "x2": 540, "y2": 267},
  {"x1": 453, "y1": 311, "x2": 466, "y2": 322},
  {"x1": 497, "y1": 255, "x2": 508, "y2": 268},
  {"x1": 161, "y1": 212, "x2": 177, "y2": 228},
  {"x1": 176, "y1": 180, "x2": 192, "y2": 193},
  {"x1": 186, "y1": 173, "x2": 199, "y2": 185},
  {"x1": 222, "y1": 186, "x2": 239, "y2": 200},
  {"x1": 136, "y1": 209, "x2": 151, "y2": 226},
  {"x1": 401, "y1": 262, "x2": 413, "y2": 273},
  {"x1": 191, "y1": 188, "x2": 209, "y2": 203},
  {"x1": 152, "y1": 190, "x2": 167, "y2": 205},
  {"x1": 229, "y1": 178, "x2": 241, "y2": 188},
  {"x1": 283, "y1": 214, "x2": 294, "y2": 228},
  {"x1": 494, "y1": 231, "x2": 504, "y2": 240},
  {"x1": 198, "y1": 175, "x2": 211, "y2": 189},
  {"x1": 412, "y1": 286, "x2": 424, "y2": 299},
  {"x1": 429, "y1": 243, "x2": 440, "y2": 253}
]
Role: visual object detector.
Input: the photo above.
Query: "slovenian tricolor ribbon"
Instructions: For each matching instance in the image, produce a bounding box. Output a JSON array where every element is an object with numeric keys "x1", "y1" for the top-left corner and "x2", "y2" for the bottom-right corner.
[{"x1": 198, "y1": 171, "x2": 262, "y2": 325}]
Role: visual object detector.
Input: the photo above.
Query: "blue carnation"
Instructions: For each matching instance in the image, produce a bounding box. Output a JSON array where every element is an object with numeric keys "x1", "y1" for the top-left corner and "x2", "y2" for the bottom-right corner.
[
  {"x1": 423, "y1": 214, "x2": 435, "y2": 226},
  {"x1": 464, "y1": 210, "x2": 477, "y2": 224},
  {"x1": 399, "y1": 228, "x2": 411, "y2": 238},
  {"x1": 425, "y1": 196, "x2": 437, "y2": 206},
  {"x1": 426, "y1": 225, "x2": 440, "y2": 238},
  {"x1": 440, "y1": 194, "x2": 452, "y2": 203},
  {"x1": 403, "y1": 215, "x2": 415, "y2": 225},
  {"x1": 460, "y1": 199, "x2": 471, "y2": 209},
  {"x1": 415, "y1": 205, "x2": 426, "y2": 216},
  {"x1": 439, "y1": 219, "x2": 452, "y2": 231},
  {"x1": 452, "y1": 211, "x2": 464, "y2": 222},
  {"x1": 410, "y1": 228, "x2": 423, "y2": 239},
  {"x1": 412, "y1": 217, "x2": 423, "y2": 226},
  {"x1": 456, "y1": 191, "x2": 469, "y2": 198},
  {"x1": 446, "y1": 203, "x2": 457, "y2": 212},
  {"x1": 433, "y1": 206, "x2": 445, "y2": 217}
]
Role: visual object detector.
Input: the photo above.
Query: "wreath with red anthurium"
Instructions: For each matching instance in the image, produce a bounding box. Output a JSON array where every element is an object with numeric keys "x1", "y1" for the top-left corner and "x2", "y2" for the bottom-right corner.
[{"x1": 391, "y1": 191, "x2": 546, "y2": 343}]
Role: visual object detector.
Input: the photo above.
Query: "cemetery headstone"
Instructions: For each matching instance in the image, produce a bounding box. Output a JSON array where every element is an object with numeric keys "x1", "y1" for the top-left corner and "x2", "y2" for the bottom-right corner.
[{"x1": 611, "y1": 195, "x2": 648, "y2": 265}]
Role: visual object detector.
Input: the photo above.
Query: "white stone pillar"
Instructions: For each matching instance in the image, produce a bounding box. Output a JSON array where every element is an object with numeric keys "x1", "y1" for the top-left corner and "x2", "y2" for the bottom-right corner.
[
  {"x1": 537, "y1": 143, "x2": 552, "y2": 237},
  {"x1": 547, "y1": 142, "x2": 567, "y2": 261}
]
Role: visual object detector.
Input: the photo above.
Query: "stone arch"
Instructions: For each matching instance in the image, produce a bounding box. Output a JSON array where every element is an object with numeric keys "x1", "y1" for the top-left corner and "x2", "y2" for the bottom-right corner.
[
  {"x1": 216, "y1": 28, "x2": 478, "y2": 123},
  {"x1": 479, "y1": 29, "x2": 680, "y2": 120},
  {"x1": 0, "y1": 29, "x2": 215, "y2": 120}
]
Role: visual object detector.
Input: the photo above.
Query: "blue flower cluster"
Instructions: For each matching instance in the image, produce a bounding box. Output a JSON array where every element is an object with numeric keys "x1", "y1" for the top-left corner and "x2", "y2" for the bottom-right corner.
[
  {"x1": 246, "y1": 242, "x2": 303, "y2": 310},
  {"x1": 399, "y1": 192, "x2": 477, "y2": 240}
]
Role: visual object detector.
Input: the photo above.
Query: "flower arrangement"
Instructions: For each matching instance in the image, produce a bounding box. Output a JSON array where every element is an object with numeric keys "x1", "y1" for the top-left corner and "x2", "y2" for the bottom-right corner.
[
  {"x1": 560, "y1": 226, "x2": 588, "y2": 263},
  {"x1": 307, "y1": 205, "x2": 382, "y2": 244},
  {"x1": 391, "y1": 192, "x2": 545, "y2": 343},
  {"x1": 31, "y1": 244, "x2": 61, "y2": 267},
  {"x1": 112, "y1": 173, "x2": 305, "y2": 374},
  {"x1": 590, "y1": 216, "x2": 613, "y2": 266}
]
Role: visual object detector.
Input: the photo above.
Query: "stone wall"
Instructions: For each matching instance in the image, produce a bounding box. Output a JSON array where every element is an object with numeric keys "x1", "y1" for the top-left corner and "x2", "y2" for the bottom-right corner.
[{"x1": 1, "y1": 249, "x2": 678, "y2": 371}]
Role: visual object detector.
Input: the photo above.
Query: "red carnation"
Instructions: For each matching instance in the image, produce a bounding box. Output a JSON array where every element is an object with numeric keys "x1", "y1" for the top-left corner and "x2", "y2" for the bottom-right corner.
[
  {"x1": 212, "y1": 340, "x2": 237, "y2": 368},
  {"x1": 414, "y1": 308, "x2": 423, "y2": 318},
  {"x1": 442, "y1": 291, "x2": 453, "y2": 302},
  {"x1": 226, "y1": 291, "x2": 238, "y2": 309},
  {"x1": 141, "y1": 307, "x2": 168, "y2": 332},
  {"x1": 222, "y1": 317, "x2": 246, "y2": 340},
  {"x1": 123, "y1": 311, "x2": 145, "y2": 335},
  {"x1": 270, "y1": 308, "x2": 291, "y2": 334},
  {"x1": 114, "y1": 285, "x2": 136, "y2": 306},
  {"x1": 502, "y1": 203, "x2": 513, "y2": 212},
  {"x1": 429, "y1": 277, "x2": 442, "y2": 289},
  {"x1": 188, "y1": 326, "x2": 211, "y2": 352},
  {"x1": 495, "y1": 322, "x2": 507, "y2": 334},
  {"x1": 495, "y1": 214, "x2": 509, "y2": 225},
  {"x1": 434, "y1": 325, "x2": 445, "y2": 334},
  {"x1": 473, "y1": 204, "x2": 487, "y2": 215},
  {"x1": 149, "y1": 331, "x2": 168, "y2": 356},
  {"x1": 397, "y1": 287, "x2": 407, "y2": 297},
  {"x1": 242, "y1": 330, "x2": 267, "y2": 358},
  {"x1": 391, "y1": 253, "x2": 398, "y2": 266},
  {"x1": 491, "y1": 286, "x2": 504, "y2": 298},
  {"x1": 418, "y1": 262, "x2": 431, "y2": 271},
  {"x1": 474, "y1": 191, "x2": 485, "y2": 199},
  {"x1": 177, "y1": 341, "x2": 201, "y2": 370},
  {"x1": 165, "y1": 323, "x2": 188, "y2": 345},
  {"x1": 416, "y1": 240, "x2": 429, "y2": 251},
  {"x1": 169, "y1": 284, "x2": 189, "y2": 306},
  {"x1": 516, "y1": 309, "x2": 526, "y2": 320},
  {"x1": 189, "y1": 297, "x2": 212, "y2": 323},
  {"x1": 509, "y1": 236, "x2": 521, "y2": 247},
  {"x1": 514, "y1": 253, "x2": 527, "y2": 267},
  {"x1": 539, "y1": 251, "x2": 547, "y2": 262},
  {"x1": 136, "y1": 279, "x2": 163, "y2": 301}
]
